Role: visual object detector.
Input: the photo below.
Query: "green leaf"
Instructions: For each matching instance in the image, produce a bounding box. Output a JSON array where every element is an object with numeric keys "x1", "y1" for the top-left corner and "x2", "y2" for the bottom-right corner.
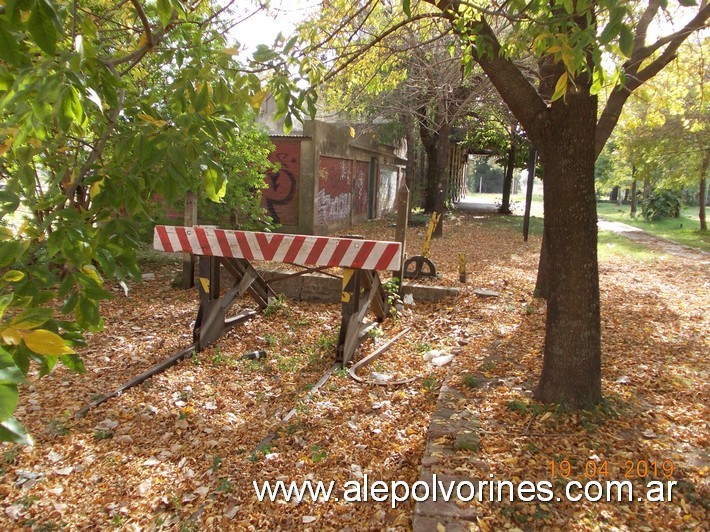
[
  {"x1": 76, "y1": 296, "x2": 102, "y2": 331},
  {"x1": 0, "y1": 383, "x2": 19, "y2": 422},
  {"x1": 203, "y1": 168, "x2": 226, "y2": 202},
  {"x1": 618, "y1": 25, "x2": 634, "y2": 57},
  {"x1": 403, "y1": 0, "x2": 411, "y2": 18},
  {"x1": 60, "y1": 353, "x2": 86, "y2": 373},
  {"x1": 0, "y1": 295, "x2": 12, "y2": 318},
  {"x1": 38, "y1": 354, "x2": 58, "y2": 376},
  {"x1": 0, "y1": 23, "x2": 24, "y2": 66},
  {"x1": 0, "y1": 366, "x2": 25, "y2": 385},
  {"x1": 157, "y1": 0, "x2": 173, "y2": 27},
  {"x1": 0, "y1": 417, "x2": 33, "y2": 445},
  {"x1": 58, "y1": 88, "x2": 75, "y2": 132},
  {"x1": 193, "y1": 83, "x2": 210, "y2": 113},
  {"x1": 10, "y1": 307, "x2": 53, "y2": 329},
  {"x1": 12, "y1": 344, "x2": 30, "y2": 377},
  {"x1": 0, "y1": 190, "x2": 21, "y2": 213},
  {"x1": 677, "y1": 0, "x2": 697, "y2": 6},
  {"x1": 28, "y1": 0, "x2": 62, "y2": 55}
]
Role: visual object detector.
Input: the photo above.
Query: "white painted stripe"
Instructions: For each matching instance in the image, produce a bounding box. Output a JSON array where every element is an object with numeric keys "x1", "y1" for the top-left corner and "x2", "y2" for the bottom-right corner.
[
  {"x1": 167, "y1": 227, "x2": 182, "y2": 253},
  {"x1": 318, "y1": 238, "x2": 340, "y2": 266}
]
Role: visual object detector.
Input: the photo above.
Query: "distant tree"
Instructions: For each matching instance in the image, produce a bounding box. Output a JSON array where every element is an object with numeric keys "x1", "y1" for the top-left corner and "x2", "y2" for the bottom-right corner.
[{"x1": 598, "y1": 35, "x2": 709, "y2": 230}]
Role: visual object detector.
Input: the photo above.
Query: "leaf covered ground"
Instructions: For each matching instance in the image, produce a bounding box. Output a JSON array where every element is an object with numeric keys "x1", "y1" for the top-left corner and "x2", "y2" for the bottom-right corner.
[{"x1": 0, "y1": 211, "x2": 707, "y2": 530}]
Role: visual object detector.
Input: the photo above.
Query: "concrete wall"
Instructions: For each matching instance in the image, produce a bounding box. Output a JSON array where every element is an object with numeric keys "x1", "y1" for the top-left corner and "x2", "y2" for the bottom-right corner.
[{"x1": 265, "y1": 120, "x2": 406, "y2": 235}]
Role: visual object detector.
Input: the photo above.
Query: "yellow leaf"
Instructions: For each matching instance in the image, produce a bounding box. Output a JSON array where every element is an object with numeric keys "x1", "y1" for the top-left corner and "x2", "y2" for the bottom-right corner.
[
  {"x1": 2, "y1": 270, "x2": 24, "y2": 282},
  {"x1": 547, "y1": 45, "x2": 562, "y2": 53},
  {"x1": 81, "y1": 264, "x2": 102, "y2": 285},
  {"x1": 540, "y1": 411, "x2": 552, "y2": 422},
  {"x1": 477, "y1": 516, "x2": 491, "y2": 532},
  {"x1": 436, "y1": 523, "x2": 446, "y2": 532},
  {"x1": 250, "y1": 90, "x2": 267, "y2": 109},
  {"x1": 138, "y1": 32, "x2": 149, "y2": 48},
  {"x1": 349, "y1": 127, "x2": 355, "y2": 138},
  {"x1": 137, "y1": 113, "x2": 167, "y2": 128},
  {"x1": 551, "y1": 72, "x2": 568, "y2": 102},
  {"x1": 221, "y1": 47, "x2": 239, "y2": 56},
  {"x1": 22, "y1": 329, "x2": 75, "y2": 355},
  {"x1": 561, "y1": 52, "x2": 574, "y2": 72},
  {"x1": 1, "y1": 327, "x2": 22, "y2": 346},
  {"x1": 0, "y1": 137, "x2": 12, "y2": 156},
  {"x1": 89, "y1": 179, "x2": 103, "y2": 199}
]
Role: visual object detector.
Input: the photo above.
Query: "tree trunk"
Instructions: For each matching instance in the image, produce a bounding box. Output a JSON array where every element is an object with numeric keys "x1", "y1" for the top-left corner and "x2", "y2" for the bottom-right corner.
[
  {"x1": 630, "y1": 167, "x2": 637, "y2": 215},
  {"x1": 404, "y1": 114, "x2": 417, "y2": 218},
  {"x1": 533, "y1": 89, "x2": 602, "y2": 409},
  {"x1": 534, "y1": 226, "x2": 549, "y2": 299},
  {"x1": 609, "y1": 186, "x2": 619, "y2": 203},
  {"x1": 499, "y1": 138, "x2": 516, "y2": 214},
  {"x1": 700, "y1": 150, "x2": 709, "y2": 232},
  {"x1": 422, "y1": 138, "x2": 440, "y2": 213},
  {"x1": 433, "y1": 131, "x2": 451, "y2": 237}
]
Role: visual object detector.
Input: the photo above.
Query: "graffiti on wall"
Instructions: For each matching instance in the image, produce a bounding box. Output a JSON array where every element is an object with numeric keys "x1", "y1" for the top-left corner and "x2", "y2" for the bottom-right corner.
[
  {"x1": 318, "y1": 157, "x2": 352, "y2": 225},
  {"x1": 378, "y1": 166, "x2": 398, "y2": 215},
  {"x1": 353, "y1": 161, "x2": 369, "y2": 216},
  {"x1": 316, "y1": 189, "x2": 352, "y2": 226},
  {"x1": 263, "y1": 140, "x2": 300, "y2": 226}
]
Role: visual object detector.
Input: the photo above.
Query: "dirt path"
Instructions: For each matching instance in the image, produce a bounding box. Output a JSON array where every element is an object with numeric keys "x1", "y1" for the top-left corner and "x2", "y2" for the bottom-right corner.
[{"x1": 598, "y1": 219, "x2": 709, "y2": 262}]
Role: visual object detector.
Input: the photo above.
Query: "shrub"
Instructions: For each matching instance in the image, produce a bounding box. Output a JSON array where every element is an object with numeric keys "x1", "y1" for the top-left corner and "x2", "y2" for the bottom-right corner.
[{"x1": 642, "y1": 190, "x2": 682, "y2": 221}]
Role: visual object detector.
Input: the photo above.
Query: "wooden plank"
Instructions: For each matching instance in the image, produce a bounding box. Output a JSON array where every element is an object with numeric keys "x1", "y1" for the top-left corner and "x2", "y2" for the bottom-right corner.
[
  {"x1": 154, "y1": 225, "x2": 402, "y2": 271},
  {"x1": 182, "y1": 192, "x2": 197, "y2": 289}
]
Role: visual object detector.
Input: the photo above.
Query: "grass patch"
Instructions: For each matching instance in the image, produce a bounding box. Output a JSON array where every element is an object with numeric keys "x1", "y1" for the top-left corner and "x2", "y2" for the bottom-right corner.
[
  {"x1": 597, "y1": 231, "x2": 661, "y2": 262},
  {"x1": 597, "y1": 201, "x2": 709, "y2": 252},
  {"x1": 480, "y1": 214, "x2": 544, "y2": 237},
  {"x1": 462, "y1": 374, "x2": 482, "y2": 389}
]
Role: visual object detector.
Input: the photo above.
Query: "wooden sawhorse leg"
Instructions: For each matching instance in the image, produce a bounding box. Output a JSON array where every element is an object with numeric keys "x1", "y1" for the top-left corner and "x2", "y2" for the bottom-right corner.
[
  {"x1": 193, "y1": 256, "x2": 274, "y2": 350},
  {"x1": 336, "y1": 269, "x2": 390, "y2": 367}
]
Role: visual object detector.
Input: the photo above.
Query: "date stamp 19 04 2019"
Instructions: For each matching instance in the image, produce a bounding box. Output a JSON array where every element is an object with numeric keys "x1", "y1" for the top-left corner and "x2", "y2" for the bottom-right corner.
[{"x1": 549, "y1": 459, "x2": 675, "y2": 479}]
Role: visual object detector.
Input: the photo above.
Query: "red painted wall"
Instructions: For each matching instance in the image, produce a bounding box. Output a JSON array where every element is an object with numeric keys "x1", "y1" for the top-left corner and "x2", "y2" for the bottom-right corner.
[
  {"x1": 317, "y1": 156, "x2": 352, "y2": 225},
  {"x1": 263, "y1": 139, "x2": 301, "y2": 226}
]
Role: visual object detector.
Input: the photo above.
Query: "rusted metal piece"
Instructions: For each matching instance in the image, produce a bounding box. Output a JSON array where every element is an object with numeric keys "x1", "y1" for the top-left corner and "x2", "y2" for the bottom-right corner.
[
  {"x1": 403, "y1": 255, "x2": 438, "y2": 279},
  {"x1": 75, "y1": 342, "x2": 199, "y2": 418},
  {"x1": 348, "y1": 327, "x2": 415, "y2": 386},
  {"x1": 403, "y1": 211, "x2": 440, "y2": 279}
]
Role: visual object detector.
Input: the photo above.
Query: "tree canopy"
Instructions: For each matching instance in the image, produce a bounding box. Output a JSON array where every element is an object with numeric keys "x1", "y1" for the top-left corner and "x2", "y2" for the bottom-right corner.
[{"x1": 0, "y1": 0, "x2": 295, "y2": 443}]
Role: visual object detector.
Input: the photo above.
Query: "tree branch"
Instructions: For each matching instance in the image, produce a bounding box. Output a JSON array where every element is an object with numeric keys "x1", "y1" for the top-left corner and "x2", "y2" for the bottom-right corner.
[
  {"x1": 596, "y1": 2, "x2": 710, "y2": 156},
  {"x1": 129, "y1": 0, "x2": 153, "y2": 48},
  {"x1": 66, "y1": 87, "x2": 126, "y2": 206},
  {"x1": 425, "y1": 1, "x2": 548, "y2": 147}
]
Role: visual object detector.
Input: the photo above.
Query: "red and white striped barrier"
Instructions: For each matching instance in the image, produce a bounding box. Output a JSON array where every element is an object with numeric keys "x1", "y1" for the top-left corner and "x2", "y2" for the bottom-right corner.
[{"x1": 154, "y1": 225, "x2": 402, "y2": 271}]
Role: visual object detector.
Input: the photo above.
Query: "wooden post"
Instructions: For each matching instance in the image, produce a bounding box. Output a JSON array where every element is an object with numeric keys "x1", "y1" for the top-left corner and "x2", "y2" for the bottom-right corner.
[
  {"x1": 394, "y1": 182, "x2": 409, "y2": 292},
  {"x1": 522, "y1": 147, "x2": 537, "y2": 242},
  {"x1": 183, "y1": 191, "x2": 197, "y2": 289}
]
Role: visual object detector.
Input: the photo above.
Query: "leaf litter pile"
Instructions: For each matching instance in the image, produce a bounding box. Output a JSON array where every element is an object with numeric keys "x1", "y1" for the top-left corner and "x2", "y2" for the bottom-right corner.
[{"x1": 1, "y1": 211, "x2": 708, "y2": 530}]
